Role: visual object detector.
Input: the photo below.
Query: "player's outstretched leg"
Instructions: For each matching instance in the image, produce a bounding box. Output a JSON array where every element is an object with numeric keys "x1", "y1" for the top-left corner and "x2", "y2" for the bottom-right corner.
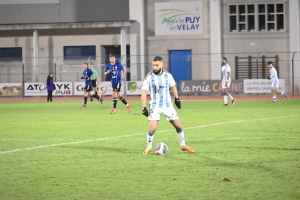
[
  {"x1": 232, "y1": 98, "x2": 236, "y2": 105},
  {"x1": 143, "y1": 132, "x2": 154, "y2": 155},
  {"x1": 282, "y1": 92, "x2": 289, "y2": 99},
  {"x1": 119, "y1": 96, "x2": 131, "y2": 113},
  {"x1": 176, "y1": 129, "x2": 195, "y2": 153}
]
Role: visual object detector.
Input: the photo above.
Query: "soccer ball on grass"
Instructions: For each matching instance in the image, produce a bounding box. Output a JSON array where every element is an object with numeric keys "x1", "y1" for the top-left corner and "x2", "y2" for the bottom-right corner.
[{"x1": 155, "y1": 142, "x2": 168, "y2": 155}]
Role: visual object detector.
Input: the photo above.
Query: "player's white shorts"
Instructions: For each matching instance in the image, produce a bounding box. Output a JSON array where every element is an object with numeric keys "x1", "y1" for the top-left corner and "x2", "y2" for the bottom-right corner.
[
  {"x1": 148, "y1": 107, "x2": 179, "y2": 121},
  {"x1": 222, "y1": 81, "x2": 231, "y2": 89},
  {"x1": 271, "y1": 82, "x2": 279, "y2": 90}
]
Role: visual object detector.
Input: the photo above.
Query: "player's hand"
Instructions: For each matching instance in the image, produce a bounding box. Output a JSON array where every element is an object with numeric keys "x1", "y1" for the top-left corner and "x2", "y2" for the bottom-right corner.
[
  {"x1": 142, "y1": 107, "x2": 149, "y2": 117},
  {"x1": 267, "y1": 75, "x2": 271, "y2": 80},
  {"x1": 85, "y1": 77, "x2": 90, "y2": 80},
  {"x1": 81, "y1": 76, "x2": 85, "y2": 79},
  {"x1": 175, "y1": 97, "x2": 181, "y2": 109}
]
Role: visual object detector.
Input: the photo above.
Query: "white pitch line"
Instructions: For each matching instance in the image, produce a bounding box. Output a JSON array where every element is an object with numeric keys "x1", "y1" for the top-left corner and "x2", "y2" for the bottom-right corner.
[
  {"x1": 184, "y1": 115, "x2": 298, "y2": 130},
  {"x1": 0, "y1": 115, "x2": 298, "y2": 155}
]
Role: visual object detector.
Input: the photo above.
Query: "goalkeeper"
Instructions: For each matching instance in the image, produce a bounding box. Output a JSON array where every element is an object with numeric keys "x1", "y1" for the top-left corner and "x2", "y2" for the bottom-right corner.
[
  {"x1": 141, "y1": 56, "x2": 195, "y2": 155},
  {"x1": 80, "y1": 62, "x2": 97, "y2": 108}
]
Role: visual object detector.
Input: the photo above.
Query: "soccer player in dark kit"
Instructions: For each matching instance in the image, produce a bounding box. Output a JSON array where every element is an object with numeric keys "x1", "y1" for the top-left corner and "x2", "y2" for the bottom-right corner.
[
  {"x1": 105, "y1": 54, "x2": 131, "y2": 114},
  {"x1": 80, "y1": 62, "x2": 101, "y2": 108}
]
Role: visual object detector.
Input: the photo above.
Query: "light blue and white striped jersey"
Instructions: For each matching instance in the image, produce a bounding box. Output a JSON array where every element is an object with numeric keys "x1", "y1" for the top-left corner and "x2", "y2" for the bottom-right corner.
[
  {"x1": 270, "y1": 67, "x2": 279, "y2": 84},
  {"x1": 141, "y1": 70, "x2": 176, "y2": 109},
  {"x1": 221, "y1": 64, "x2": 231, "y2": 83}
]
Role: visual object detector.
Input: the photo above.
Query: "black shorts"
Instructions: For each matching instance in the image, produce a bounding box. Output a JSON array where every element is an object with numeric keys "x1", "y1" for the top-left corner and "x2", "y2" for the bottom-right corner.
[
  {"x1": 84, "y1": 85, "x2": 93, "y2": 92},
  {"x1": 112, "y1": 83, "x2": 122, "y2": 92},
  {"x1": 91, "y1": 80, "x2": 97, "y2": 87}
]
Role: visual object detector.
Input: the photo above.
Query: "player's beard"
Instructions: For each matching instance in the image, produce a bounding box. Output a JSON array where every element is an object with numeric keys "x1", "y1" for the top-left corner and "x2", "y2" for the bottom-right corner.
[{"x1": 153, "y1": 68, "x2": 162, "y2": 75}]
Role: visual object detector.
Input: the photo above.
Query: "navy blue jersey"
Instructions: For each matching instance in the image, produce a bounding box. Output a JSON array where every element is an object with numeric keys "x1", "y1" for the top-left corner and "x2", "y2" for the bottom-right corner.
[
  {"x1": 105, "y1": 63, "x2": 124, "y2": 84},
  {"x1": 82, "y1": 68, "x2": 94, "y2": 85}
]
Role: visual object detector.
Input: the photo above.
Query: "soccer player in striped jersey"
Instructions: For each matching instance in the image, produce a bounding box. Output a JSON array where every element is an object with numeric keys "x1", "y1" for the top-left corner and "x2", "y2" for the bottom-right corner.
[
  {"x1": 221, "y1": 57, "x2": 235, "y2": 106},
  {"x1": 267, "y1": 61, "x2": 288, "y2": 102},
  {"x1": 105, "y1": 54, "x2": 131, "y2": 114},
  {"x1": 80, "y1": 62, "x2": 98, "y2": 108},
  {"x1": 141, "y1": 56, "x2": 195, "y2": 155}
]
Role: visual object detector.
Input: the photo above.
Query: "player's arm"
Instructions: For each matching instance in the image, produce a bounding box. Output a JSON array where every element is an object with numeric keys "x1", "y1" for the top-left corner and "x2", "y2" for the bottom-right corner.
[
  {"x1": 271, "y1": 68, "x2": 277, "y2": 78},
  {"x1": 171, "y1": 85, "x2": 181, "y2": 109},
  {"x1": 141, "y1": 89, "x2": 147, "y2": 108},
  {"x1": 141, "y1": 89, "x2": 149, "y2": 117},
  {"x1": 104, "y1": 70, "x2": 110, "y2": 75},
  {"x1": 121, "y1": 65, "x2": 126, "y2": 79},
  {"x1": 104, "y1": 65, "x2": 110, "y2": 75},
  {"x1": 141, "y1": 77, "x2": 150, "y2": 117},
  {"x1": 227, "y1": 71, "x2": 230, "y2": 81},
  {"x1": 225, "y1": 71, "x2": 230, "y2": 86},
  {"x1": 171, "y1": 85, "x2": 179, "y2": 98}
]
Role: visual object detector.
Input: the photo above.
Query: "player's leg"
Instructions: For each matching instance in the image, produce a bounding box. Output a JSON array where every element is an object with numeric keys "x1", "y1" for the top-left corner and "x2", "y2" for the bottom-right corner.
[
  {"x1": 47, "y1": 91, "x2": 50, "y2": 102},
  {"x1": 143, "y1": 109, "x2": 160, "y2": 155},
  {"x1": 91, "y1": 83, "x2": 101, "y2": 102},
  {"x1": 49, "y1": 91, "x2": 53, "y2": 102},
  {"x1": 80, "y1": 86, "x2": 89, "y2": 108},
  {"x1": 110, "y1": 85, "x2": 118, "y2": 114},
  {"x1": 118, "y1": 93, "x2": 127, "y2": 105},
  {"x1": 116, "y1": 84, "x2": 131, "y2": 113},
  {"x1": 92, "y1": 80, "x2": 98, "y2": 96},
  {"x1": 165, "y1": 108, "x2": 195, "y2": 153},
  {"x1": 272, "y1": 82, "x2": 279, "y2": 102},
  {"x1": 97, "y1": 86, "x2": 103, "y2": 104},
  {"x1": 226, "y1": 81, "x2": 235, "y2": 105},
  {"x1": 271, "y1": 88, "x2": 276, "y2": 102},
  {"x1": 144, "y1": 120, "x2": 158, "y2": 153},
  {"x1": 222, "y1": 86, "x2": 228, "y2": 106},
  {"x1": 169, "y1": 119, "x2": 195, "y2": 153},
  {"x1": 274, "y1": 89, "x2": 289, "y2": 99},
  {"x1": 91, "y1": 80, "x2": 100, "y2": 101}
]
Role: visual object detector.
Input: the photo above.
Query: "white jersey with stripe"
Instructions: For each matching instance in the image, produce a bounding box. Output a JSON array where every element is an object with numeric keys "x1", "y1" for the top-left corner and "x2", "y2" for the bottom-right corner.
[
  {"x1": 270, "y1": 67, "x2": 279, "y2": 84},
  {"x1": 141, "y1": 70, "x2": 176, "y2": 109},
  {"x1": 221, "y1": 64, "x2": 231, "y2": 83}
]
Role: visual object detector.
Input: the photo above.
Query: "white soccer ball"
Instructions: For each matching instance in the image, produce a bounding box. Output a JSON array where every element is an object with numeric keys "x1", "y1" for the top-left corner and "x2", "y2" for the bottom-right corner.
[{"x1": 155, "y1": 142, "x2": 168, "y2": 155}]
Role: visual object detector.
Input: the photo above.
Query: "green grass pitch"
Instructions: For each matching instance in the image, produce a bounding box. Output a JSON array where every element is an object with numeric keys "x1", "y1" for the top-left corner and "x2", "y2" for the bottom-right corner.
[{"x1": 0, "y1": 99, "x2": 299, "y2": 200}]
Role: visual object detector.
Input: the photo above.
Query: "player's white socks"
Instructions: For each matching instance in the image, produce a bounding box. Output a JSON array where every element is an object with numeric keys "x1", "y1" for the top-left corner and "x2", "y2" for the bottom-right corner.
[
  {"x1": 224, "y1": 95, "x2": 228, "y2": 104},
  {"x1": 147, "y1": 132, "x2": 154, "y2": 148},
  {"x1": 177, "y1": 129, "x2": 186, "y2": 146},
  {"x1": 227, "y1": 93, "x2": 234, "y2": 100},
  {"x1": 281, "y1": 92, "x2": 285, "y2": 95}
]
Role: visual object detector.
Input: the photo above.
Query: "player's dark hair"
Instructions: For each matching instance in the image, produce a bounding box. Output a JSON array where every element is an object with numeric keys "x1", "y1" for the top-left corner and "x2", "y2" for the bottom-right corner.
[
  {"x1": 222, "y1": 57, "x2": 227, "y2": 62},
  {"x1": 267, "y1": 61, "x2": 273, "y2": 65},
  {"x1": 153, "y1": 56, "x2": 163, "y2": 62},
  {"x1": 83, "y1": 62, "x2": 88, "y2": 66},
  {"x1": 109, "y1": 54, "x2": 115, "y2": 58}
]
